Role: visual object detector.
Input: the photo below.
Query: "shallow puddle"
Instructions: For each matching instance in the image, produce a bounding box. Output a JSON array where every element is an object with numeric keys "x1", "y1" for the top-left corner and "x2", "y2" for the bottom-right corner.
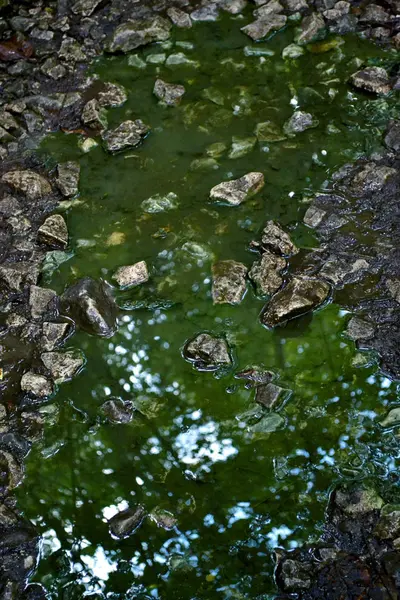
[{"x1": 18, "y1": 11, "x2": 400, "y2": 599}]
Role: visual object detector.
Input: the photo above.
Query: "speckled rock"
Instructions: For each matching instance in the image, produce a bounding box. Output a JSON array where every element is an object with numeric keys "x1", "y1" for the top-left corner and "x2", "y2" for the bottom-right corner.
[
  {"x1": 259, "y1": 220, "x2": 298, "y2": 256},
  {"x1": 102, "y1": 120, "x2": 150, "y2": 153},
  {"x1": 101, "y1": 398, "x2": 134, "y2": 423},
  {"x1": 2, "y1": 170, "x2": 51, "y2": 200},
  {"x1": 98, "y1": 82, "x2": 128, "y2": 108},
  {"x1": 107, "y1": 17, "x2": 171, "y2": 53},
  {"x1": 345, "y1": 316, "x2": 375, "y2": 341},
  {"x1": 20, "y1": 372, "x2": 54, "y2": 398},
  {"x1": 81, "y1": 99, "x2": 107, "y2": 130},
  {"x1": 212, "y1": 260, "x2": 248, "y2": 304},
  {"x1": 183, "y1": 333, "x2": 232, "y2": 371},
  {"x1": 249, "y1": 251, "x2": 286, "y2": 296},
  {"x1": 41, "y1": 350, "x2": 85, "y2": 383},
  {"x1": 153, "y1": 79, "x2": 185, "y2": 106},
  {"x1": 284, "y1": 111, "x2": 319, "y2": 135},
  {"x1": 241, "y1": 14, "x2": 287, "y2": 40},
  {"x1": 29, "y1": 286, "x2": 57, "y2": 319},
  {"x1": 295, "y1": 12, "x2": 326, "y2": 44},
  {"x1": 167, "y1": 7, "x2": 192, "y2": 28},
  {"x1": 38, "y1": 215, "x2": 68, "y2": 249},
  {"x1": 56, "y1": 162, "x2": 80, "y2": 197},
  {"x1": 41, "y1": 322, "x2": 71, "y2": 352},
  {"x1": 349, "y1": 67, "x2": 391, "y2": 95},
  {"x1": 210, "y1": 172, "x2": 264, "y2": 205},
  {"x1": 112, "y1": 261, "x2": 149, "y2": 289}
]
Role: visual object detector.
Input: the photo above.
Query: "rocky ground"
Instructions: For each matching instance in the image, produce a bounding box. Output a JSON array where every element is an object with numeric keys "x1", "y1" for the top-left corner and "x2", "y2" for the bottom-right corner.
[{"x1": 0, "y1": 0, "x2": 399, "y2": 597}]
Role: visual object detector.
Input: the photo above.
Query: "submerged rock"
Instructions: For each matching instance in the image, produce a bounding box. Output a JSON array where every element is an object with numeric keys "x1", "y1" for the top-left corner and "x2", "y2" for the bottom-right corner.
[
  {"x1": 210, "y1": 172, "x2": 264, "y2": 206},
  {"x1": 380, "y1": 408, "x2": 400, "y2": 429},
  {"x1": 191, "y1": 4, "x2": 220, "y2": 22},
  {"x1": 259, "y1": 220, "x2": 298, "y2": 256},
  {"x1": 109, "y1": 505, "x2": 147, "y2": 539},
  {"x1": 20, "y1": 372, "x2": 54, "y2": 398},
  {"x1": 98, "y1": 82, "x2": 127, "y2": 108},
  {"x1": 350, "y1": 162, "x2": 397, "y2": 195},
  {"x1": 241, "y1": 14, "x2": 287, "y2": 41},
  {"x1": 102, "y1": 120, "x2": 150, "y2": 153},
  {"x1": 41, "y1": 350, "x2": 85, "y2": 383},
  {"x1": 107, "y1": 17, "x2": 171, "y2": 53},
  {"x1": 167, "y1": 7, "x2": 192, "y2": 28},
  {"x1": 61, "y1": 277, "x2": 118, "y2": 338},
  {"x1": 333, "y1": 486, "x2": 384, "y2": 515},
  {"x1": 249, "y1": 251, "x2": 286, "y2": 296},
  {"x1": 255, "y1": 382, "x2": 291, "y2": 410},
  {"x1": 38, "y1": 215, "x2": 68, "y2": 249},
  {"x1": 56, "y1": 162, "x2": 80, "y2": 197},
  {"x1": 255, "y1": 121, "x2": 286, "y2": 142},
  {"x1": 153, "y1": 79, "x2": 185, "y2": 106},
  {"x1": 0, "y1": 450, "x2": 24, "y2": 490},
  {"x1": 112, "y1": 261, "x2": 149, "y2": 289},
  {"x1": 212, "y1": 260, "x2": 248, "y2": 304},
  {"x1": 101, "y1": 398, "x2": 134, "y2": 423},
  {"x1": 283, "y1": 111, "x2": 319, "y2": 136},
  {"x1": 228, "y1": 136, "x2": 256, "y2": 159},
  {"x1": 149, "y1": 507, "x2": 177, "y2": 530},
  {"x1": 141, "y1": 192, "x2": 178, "y2": 213},
  {"x1": 2, "y1": 170, "x2": 51, "y2": 199},
  {"x1": 183, "y1": 333, "x2": 232, "y2": 371},
  {"x1": 349, "y1": 66, "x2": 391, "y2": 95},
  {"x1": 261, "y1": 276, "x2": 330, "y2": 327}
]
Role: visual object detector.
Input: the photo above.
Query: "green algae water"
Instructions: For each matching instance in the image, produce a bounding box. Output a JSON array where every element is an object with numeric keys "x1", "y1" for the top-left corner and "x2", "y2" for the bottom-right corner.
[{"x1": 19, "y1": 12, "x2": 400, "y2": 599}]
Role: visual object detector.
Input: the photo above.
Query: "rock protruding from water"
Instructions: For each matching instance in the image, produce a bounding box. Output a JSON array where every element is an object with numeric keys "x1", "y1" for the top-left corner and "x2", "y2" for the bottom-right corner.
[
  {"x1": 183, "y1": 333, "x2": 232, "y2": 371},
  {"x1": 284, "y1": 110, "x2": 319, "y2": 135},
  {"x1": 241, "y1": 14, "x2": 287, "y2": 41},
  {"x1": 61, "y1": 277, "x2": 118, "y2": 338},
  {"x1": 56, "y1": 162, "x2": 80, "y2": 197},
  {"x1": 210, "y1": 172, "x2": 264, "y2": 205},
  {"x1": 41, "y1": 322, "x2": 71, "y2": 351},
  {"x1": 212, "y1": 260, "x2": 247, "y2": 304},
  {"x1": 29, "y1": 285, "x2": 57, "y2": 319},
  {"x1": 108, "y1": 505, "x2": 147, "y2": 539},
  {"x1": 2, "y1": 170, "x2": 52, "y2": 199},
  {"x1": 167, "y1": 7, "x2": 192, "y2": 28},
  {"x1": 98, "y1": 82, "x2": 128, "y2": 108},
  {"x1": 153, "y1": 79, "x2": 186, "y2": 106},
  {"x1": 41, "y1": 350, "x2": 84, "y2": 383},
  {"x1": 261, "y1": 276, "x2": 330, "y2": 327},
  {"x1": 102, "y1": 120, "x2": 150, "y2": 153},
  {"x1": 107, "y1": 17, "x2": 171, "y2": 53},
  {"x1": 20, "y1": 372, "x2": 54, "y2": 398},
  {"x1": 349, "y1": 66, "x2": 391, "y2": 95},
  {"x1": 249, "y1": 251, "x2": 286, "y2": 296},
  {"x1": 100, "y1": 398, "x2": 134, "y2": 423},
  {"x1": 37, "y1": 215, "x2": 68, "y2": 249},
  {"x1": 257, "y1": 220, "x2": 298, "y2": 256},
  {"x1": 112, "y1": 261, "x2": 149, "y2": 289}
]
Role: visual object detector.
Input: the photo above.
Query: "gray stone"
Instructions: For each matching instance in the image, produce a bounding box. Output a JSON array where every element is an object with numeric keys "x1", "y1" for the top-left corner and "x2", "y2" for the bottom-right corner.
[
  {"x1": 0, "y1": 196, "x2": 22, "y2": 217},
  {"x1": 303, "y1": 206, "x2": 327, "y2": 228},
  {"x1": 102, "y1": 120, "x2": 150, "y2": 153},
  {"x1": 279, "y1": 559, "x2": 312, "y2": 591},
  {"x1": 149, "y1": 507, "x2": 177, "y2": 530},
  {"x1": 20, "y1": 372, "x2": 54, "y2": 398},
  {"x1": 261, "y1": 276, "x2": 330, "y2": 327},
  {"x1": 349, "y1": 67, "x2": 391, "y2": 95},
  {"x1": 345, "y1": 316, "x2": 375, "y2": 341},
  {"x1": 282, "y1": 0, "x2": 307, "y2": 10},
  {"x1": 384, "y1": 121, "x2": 400, "y2": 152},
  {"x1": 41, "y1": 322, "x2": 71, "y2": 351},
  {"x1": 359, "y1": 3, "x2": 391, "y2": 24},
  {"x1": 350, "y1": 162, "x2": 397, "y2": 195},
  {"x1": 249, "y1": 251, "x2": 286, "y2": 296},
  {"x1": 165, "y1": 53, "x2": 199, "y2": 68},
  {"x1": 0, "y1": 263, "x2": 39, "y2": 291},
  {"x1": 386, "y1": 279, "x2": 400, "y2": 303},
  {"x1": 141, "y1": 192, "x2": 179, "y2": 213},
  {"x1": 254, "y1": 0, "x2": 284, "y2": 17},
  {"x1": 329, "y1": 13, "x2": 358, "y2": 34},
  {"x1": 29, "y1": 286, "x2": 57, "y2": 319},
  {"x1": 283, "y1": 111, "x2": 319, "y2": 135},
  {"x1": 41, "y1": 350, "x2": 85, "y2": 383},
  {"x1": 323, "y1": 1, "x2": 350, "y2": 20},
  {"x1": 59, "y1": 37, "x2": 86, "y2": 62},
  {"x1": 81, "y1": 99, "x2": 108, "y2": 130},
  {"x1": 183, "y1": 333, "x2": 232, "y2": 371},
  {"x1": 241, "y1": 14, "x2": 287, "y2": 40},
  {"x1": 255, "y1": 383, "x2": 291, "y2": 410},
  {"x1": 56, "y1": 162, "x2": 80, "y2": 197},
  {"x1": 212, "y1": 260, "x2": 248, "y2": 304},
  {"x1": 374, "y1": 505, "x2": 400, "y2": 540},
  {"x1": 191, "y1": 4, "x2": 220, "y2": 21},
  {"x1": 72, "y1": 0, "x2": 103, "y2": 16},
  {"x1": 107, "y1": 17, "x2": 171, "y2": 53},
  {"x1": 167, "y1": 7, "x2": 192, "y2": 28},
  {"x1": 334, "y1": 487, "x2": 384, "y2": 515},
  {"x1": 154, "y1": 79, "x2": 186, "y2": 106},
  {"x1": 260, "y1": 221, "x2": 298, "y2": 256},
  {"x1": 98, "y1": 82, "x2": 127, "y2": 108},
  {"x1": 2, "y1": 170, "x2": 52, "y2": 200},
  {"x1": 101, "y1": 398, "x2": 134, "y2": 423},
  {"x1": 295, "y1": 13, "x2": 326, "y2": 44},
  {"x1": 112, "y1": 261, "x2": 149, "y2": 289},
  {"x1": 210, "y1": 172, "x2": 264, "y2": 205},
  {"x1": 109, "y1": 505, "x2": 147, "y2": 539},
  {"x1": 319, "y1": 256, "x2": 370, "y2": 286},
  {"x1": 40, "y1": 57, "x2": 66, "y2": 80},
  {"x1": 0, "y1": 451, "x2": 24, "y2": 490},
  {"x1": 38, "y1": 215, "x2": 68, "y2": 249},
  {"x1": 228, "y1": 136, "x2": 256, "y2": 159},
  {"x1": 220, "y1": 0, "x2": 247, "y2": 14},
  {"x1": 61, "y1": 277, "x2": 118, "y2": 338}
]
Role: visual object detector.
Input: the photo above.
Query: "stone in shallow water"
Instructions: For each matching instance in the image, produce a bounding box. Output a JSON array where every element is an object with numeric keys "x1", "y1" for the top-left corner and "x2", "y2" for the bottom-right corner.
[
  {"x1": 98, "y1": 82, "x2": 127, "y2": 108},
  {"x1": 183, "y1": 333, "x2": 232, "y2": 371},
  {"x1": 167, "y1": 7, "x2": 192, "y2": 28},
  {"x1": 255, "y1": 382, "x2": 292, "y2": 410},
  {"x1": 212, "y1": 260, "x2": 247, "y2": 304},
  {"x1": 283, "y1": 111, "x2": 319, "y2": 135},
  {"x1": 303, "y1": 205, "x2": 326, "y2": 228},
  {"x1": 38, "y1": 215, "x2": 68, "y2": 249},
  {"x1": 295, "y1": 12, "x2": 326, "y2": 44},
  {"x1": 255, "y1": 121, "x2": 286, "y2": 142},
  {"x1": 261, "y1": 276, "x2": 330, "y2": 327},
  {"x1": 29, "y1": 285, "x2": 57, "y2": 319},
  {"x1": 334, "y1": 486, "x2": 384, "y2": 515},
  {"x1": 153, "y1": 79, "x2": 185, "y2": 106},
  {"x1": 56, "y1": 161, "x2": 80, "y2": 197},
  {"x1": 109, "y1": 505, "x2": 147, "y2": 539},
  {"x1": 259, "y1": 220, "x2": 298, "y2": 256},
  {"x1": 345, "y1": 316, "x2": 375, "y2": 341},
  {"x1": 228, "y1": 136, "x2": 256, "y2": 159},
  {"x1": 349, "y1": 66, "x2": 391, "y2": 95},
  {"x1": 191, "y1": 4, "x2": 220, "y2": 22},
  {"x1": 41, "y1": 351, "x2": 84, "y2": 383},
  {"x1": 282, "y1": 43, "x2": 304, "y2": 59},
  {"x1": 210, "y1": 172, "x2": 264, "y2": 206},
  {"x1": 102, "y1": 120, "x2": 150, "y2": 153},
  {"x1": 249, "y1": 251, "x2": 286, "y2": 296},
  {"x1": 112, "y1": 261, "x2": 149, "y2": 289},
  {"x1": 72, "y1": 0, "x2": 103, "y2": 16},
  {"x1": 101, "y1": 398, "x2": 134, "y2": 423},
  {"x1": 106, "y1": 17, "x2": 171, "y2": 53},
  {"x1": 141, "y1": 192, "x2": 178, "y2": 213},
  {"x1": 149, "y1": 507, "x2": 178, "y2": 530},
  {"x1": 20, "y1": 372, "x2": 54, "y2": 398},
  {"x1": 165, "y1": 53, "x2": 199, "y2": 68},
  {"x1": 81, "y1": 99, "x2": 107, "y2": 130},
  {"x1": 2, "y1": 169, "x2": 51, "y2": 199},
  {"x1": 380, "y1": 409, "x2": 400, "y2": 429},
  {"x1": 41, "y1": 322, "x2": 71, "y2": 352},
  {"x1": 350, "y1": 162, "x2": 397, "y2": 195},
  {"x1": 241, "y1": 14, "x2": 287, "y2": 40},
  {"x1": 0, "y1": 450, "x2": 24, "y2": 489},
  {"x1": 0, "y1": 263, "x2": 39, "y2": 291}
]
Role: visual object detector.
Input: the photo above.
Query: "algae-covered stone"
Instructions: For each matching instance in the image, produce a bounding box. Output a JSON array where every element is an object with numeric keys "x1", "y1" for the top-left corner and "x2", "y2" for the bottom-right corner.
[
  {"x1": 165, "y1": 53, "x2": 199, "y2": 68},
  {"x1": 41, "y1": 350, "x2": 85, "y2": 383},
  {"x1": 167, "y1": 7, "x2": 192, "y2": 28},
  {"x1": 2, "y1": 169, "x2": 51, "y2": 199},
  {"x1": 102, "y1": 120, "x2": 150, "y2": 153},
  {"x1": 282, "y1": 44, "x2": 304, "y2": 59},
  {"x1": 41, "y1": 322, "x2": 71, "y2": 352},
  {"x1": 249, "y1": 251, "x2": 286, "y2": 296},
  {"x1": 261, "y1": 276, "x2": 330, "y2": 327},
  {"x1": 20, "y1": 372, "x2": 54, "y2": 398},
  {"x1": 295, "y1": 12, "x2": 326, "y2": 44},
  {"x1": 191, "y1": 4, "x2": 220, "y2": 21},
  {"x1": 241, "y1": 14, "x2": 287, "y2": 41},
  {"x1": 112, "y1": 261, "x2": 149, "y2": 290},
  {"x1": 374, "y1": 504, "x2": 400, "y2": 540},
  {"x1": 183, "y1": 333, "x2": 232, "y2": 371},
  {"x1": 109, "y1": 505, "x2": 147, "y2": 539},
  {"x1": 380, "y1": 408, "x2": 400, "y2": 429},
  {"x1": 228, "y1": 136, "x2": 256, "y2": 159},
  {"x1": 153, "y1": 79, "x2": 185, "y2": 106},
  {"x1": 56, "y1": 162, "x2": 80, "y2": 197},
  {"x1": 212, "y1": 260, "x2": 247, "y2": 304},
  {"x1": 38, "y1": 215, "x2": 68, "y2": 249},
  {"x1": 141, "y1": 192, "x2": 178, "y2": 213},
  {"x1": 81, "y1": 99, "x2": 108, "y2": 130},
  {"x1": 349, "y1": 67, "x2": 391, "y2": 95},
  {"x1": 107, "y1": 17, "x2": 171, "y2": 53},
  {"x1": 255, "y1": 121, "x2": 286, "y2": 142},
  {"x1": 210, "y1": 172, "x2": 264, "y2": 206},
  {"x1": 190, "y1": 157, "x2": 219, "y2": 171},
  {"x1": 260, "y1": 221, "x2": 298, "y2": 256},
  {"x1": 334, "y1": 486, "x2": 384, "y2": 515},
  {"x1": 255, "y1": 383, "x2": 292, "y2": 410},
  {"x1": 149, "y1": 507, "x2": 178, "y2": 530},
  {"x1": 283, "y1": 111, "x2": 319, "y2": 136}
]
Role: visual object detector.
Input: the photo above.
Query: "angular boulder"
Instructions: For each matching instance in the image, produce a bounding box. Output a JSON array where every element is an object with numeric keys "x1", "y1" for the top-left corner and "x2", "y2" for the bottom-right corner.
[
  {"x1": 20, "y1": 372, "x2": 54, "y2": 398},
  {"x1": 56, "y1": 162, "x2": 80, "y2": 197},
  {"x1": 101, "y1": 398, "x2": 134, "y2": 423},
  {"x1": 295, "y1": 12, "x2": 326, "y2": 44},
  {"x1": 2, "y1": 170, "x2": 51, "y2": 200},
  {"x1": 29, "y1": 285, "x2": 57, "y2": 319},
  {"x1": 112, "y1": 261, "x2": 149, "y2": 289},
  {"x1": 183, "y1": 333, "x2": 232, "y2": 371},
  {"x1": 98, "y1": 82, "x2": 127, "y2": 108},
  {"x1": 212, "y1": 260, "x2": 247, "y2": 304},
  {"x1": 349, "y1": 66, "x2": 391, "y2": 95},
  {"x1": 41, "y1": 350, "x2": 85, "y2": 383},
  {"x1": 167, "y1": 7, "x2": 192, "y2": 28},
  {"x1": 259, "y1": 220, "x2": 298, "y2": 256},
  {"x1": 284, "y1": 111, "x2": 319, "y2": 136},
  {"x1": 249, "y1": 251, "x2": 286, "y2": 296},
  {"x1": 241, "y1": 14, "x2": 287, "y2": 40},
  {"x1": 153, "y1": 79, "x2": 185, "y2": 106},
  {"x1": 41, "y1": 322, "x2": 71, "y2": 351},
  {"x1": 81, "y1": 98, "x2": 107, "y2": 130},
  {"x1": 102, "y1": 120, "x2": 150, "y2": 153},
  {"x1": 37, "y1": 215, "x2": 68, "y2": 249},
  {"x1": 384, "y1": 121, "x2": 400, "y2": 152},
  {"x1": 106, "y1": 17, "x2": 171, "y2": 53},
  {"x1": 210, "y1": 172, "x2": 264, "y2": 206}
]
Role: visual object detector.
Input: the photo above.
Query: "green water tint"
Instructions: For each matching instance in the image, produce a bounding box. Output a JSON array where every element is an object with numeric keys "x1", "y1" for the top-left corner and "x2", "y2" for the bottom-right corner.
[{"x1": 21, "y1": 12, "x2": 400, "y2": 599}]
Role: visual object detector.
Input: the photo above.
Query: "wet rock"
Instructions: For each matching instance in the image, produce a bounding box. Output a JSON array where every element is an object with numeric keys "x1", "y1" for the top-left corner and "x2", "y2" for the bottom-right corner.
[
  {"x1": 333, "y1": 486, "x2": 384, "y2": 515},
  {"x1": 255, "y1": 382, "x2": 291, "y2": 410},
  {"x1": 350, "y1": 162, "x2": 397, "y2": 195},
  {"x1": 2, "y1": 170, "x2": 51, "y2": 200},
  {"x1": 241, "y1": 14, "x2": 287, "y2": 41},
  {"x1": 374, "y1": 505, "x2": 400, "y2": 539},
  {"x1": 303, "y1": 205, "x2": 327, "y2": 228},
  {"x1": 295, "y1": 13, "x2": 326, "y2": 44},
  {"x1": 261, "y1": 276, "x2": 330, "y2": 327},
  {"x1": 254, "y1": 0, "x2": 284, "y2": 17},
  {"x1": 360, "y1": 3, "x2": 391, "y2": 25},
  {"x1": 149, "y1": 507, "x2": 177, "y2": 530},
  {"x1": 323, "y1": 0, "x2": 350, "y2": 21},
  {"x1": 259, "y1": 220, "x2": 298, "y2": 256},
  {"x1": 384, "y1": 121, "x2": 400, "y2": 152},
  {"x1": 277, "y1": 557, "x2": 312, "y2": 591},
  {"x1": 282, "y1": 0, "x2": 307, "y2": 10},
  {"x1": 349, "y1": 66, "x2": 391, "y2": 95},
  {"x1": 38, "y1": 215, "x2": 68, "y2": 249},
  {"x1": 102, "y1": 120, "x2": 150, "y2": 153},
  {"x1": 112, "y1": 261, "x2": 149, "y2": 290},
  {"x1": 40, "y1": 58, "x2": 66, "y2": 80},
  {"x1": 0, "y1": 450, "x2": 24, "y2": 490},
  {"x1": 56, "y1": 162, "x2": 80, "y2": 197},
  {"x1": 345, "y1": 316, "x2": 375, "y2": 341},
  {"x1": 81, "y1": 99, "x2": 108, "y2": 130},
  {"x1": 29, "y1": 286, "x2": 57, "y2": 319},
  {"x1": 153, "y1": 79, "x2": 185, "y2": 106},
  {"x1": 61, "y1": 277, "x2": 118, "y2": 338},
  {"x1": 0, "y1": 196, "x2": 21, "y2": 218},
  {"x1": 101, "y1": 398, "x2": 134, "y2": 424},
  {"x1": 108, "y1": 505, "x2": 147, "y2": 539},
  {"x1": 20, "y1": 372, "x2": 54, "y2": 398},
  {"x1": 183, "y1": 333, "x2": 232, "y2": 371},
  {"x1": 386, "y1": 279, "x2": 400, "y2": 303},
  {"x1": 141, "y1": 192, "x2": 178, "y2": 213},
  {"x1": 380, "y1": 408, "x2": 400, "y2": 429},
  {"x1": 41, "y1": 350, "x2": 85, "y2": 384},
  {"x1": 255, "y1": 121, "x2": 286, "y2": 142},
  {"x1": 191, "y1": 4, "x2": 220, "y2": 22},
  {"x1": 166, "y1": 53, "x2": 199, "y2": 68},
  {"x1": 41, "y1": 322, "x2": 71, "y2": 352},
  {"x1": 59, "y1": 37, "x2": 86, "y2": 62},
  {"x1": 72, "y1": 0, "x2": 103, "y2": 16},
  {"x1": 220, "y1": 0, "x2": 247, "y2": 14},
  {"x1": 228, "y1": 136, "x2": 256, "y2": 159},
  {"x1": 235, "y1": 368, "x2": 274, "y2": 387},
  {"x1": 0, "y1": 263, "x2": 39, "y2": 292},
  {"x1": 107, "y1": 17, "x2": 171, "y2": 53},
  {"x1": 210, "y1": 172, "x2": 264, "y2": 206},
  {"x1": 167, "y1": 7, "x2": 192, "y2": 28},
  {"x1": 283, "y1": 110, "x2": 319, "y2": 136},
  {"x1": 211, "y1": 260, "x2": 247, "y2": 304},
  {"x1": 249, "y1": 251, "x2": 286, "y2": 296},
  {"x1": 319, "y1": 255, "x2": 371, "y2": 286},
  {"x1": 282, "y1": 43, "x2": 304, "y2": 59},
  {"x1": 98, "y1": 82, "x2": 127, "y2": 108}
]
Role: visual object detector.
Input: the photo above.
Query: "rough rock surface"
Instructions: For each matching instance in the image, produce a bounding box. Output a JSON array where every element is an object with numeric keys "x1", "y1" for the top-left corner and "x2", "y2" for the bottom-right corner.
[
  {"x1": 41, "y1": 350, "x2": 84, "y2": 383},
  {"x1": 349, "y1": 66, "x2": 391, "y2": 95},
  {"x1": 210, "y1": 172, "x2": 264, "y2": 205},
  {"x1": 112, "y1": 261, "x2": 149, "y2": 289},
  {"x1": 284, "y1": 111, "x2": 319, "y2": 136},
  {"x1": 153, "y1": 79, "x2": 186, "y2": 106},
  {"x1": 2, "y1": 170, "x2": 51, "y2": 200},
  {"x1": 102, "y1": 120, "x2": 150, "y2": 153},
  {"x1": 20, "y1": 373, "x2": 54, "y2": 398},
  {"x1": 257, "y1": 221, "x2": 298, "y2": 256},
  {"x1": 241, "y1": 14, "x2": 287, "y2": 41},
  {"x1": 108, "y1": 505, "x2": 147, "y2": 539},
  {"x1": 37, "y1": 215, "x2": 68, "y2": 249},
  {"x1": 212, "y1": 260, "x2": 248, "y2": 304},
  {"x1": 101, "y1": 398, "x2": 135, "y2": 424},
  {"x1": 249, "y1": 251, "x2": 286, "y2": 296},
  {"x1": 106, "y1": 17, "x2": 171, "y2": 53},
  {"x1": 183, "y1": 333, "x2": 232, "y2": 371},
  {"x1": 56, "y1": 162, "x2": 80, "y2": 197}
]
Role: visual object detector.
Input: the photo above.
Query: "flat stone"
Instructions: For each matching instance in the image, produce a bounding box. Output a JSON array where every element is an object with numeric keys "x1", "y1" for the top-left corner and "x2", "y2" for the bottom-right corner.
[
  {"x1": 228, "y1": 136, "x2": 256, "y2": 159},
  {"x1": 295, "y1": 13, "x2": 326, "y2": 44},
  {"x1": 29, "y1": 286, "x2": 57, "y2": 319},
  {"x1": 109, "y1": 505, "x2": 147, "y2": 539},
  {"x1": 254, "y1": 0, "x2": 284, "y2": 17},
  {"x1": 2, "y1": 169, "x2": 51, "y2": 199},
  {"x1": 72, "y1": 0, "x2": 103, "y2": 16},
  {"x1": 41, "y1": 350, "x2": 85, "y2": 383},
  {"x1": 260, "y1": 220, "x2": 298, "y2": 256},
  {"x1": 167, "y1": 7, "x2": 192, "y2": 28},
  {"x1": 283, "y1": 111, "x2": 319, "y2": 135},
  {"x1": 255, "y1": 382, "x2": 291, "y2": 410},
  {"x1": 349, "y1": 67, "x2": 391, "y2": 95},
  {"x1": 212, "y1": 260, "x2": 247, "y2": 304},
  {"x1": 210, "y1": 172, "x2": 264, "y2": 206},
  {"x1": 81, "y1": 98, "x2": 107, "y2": 130},
  {"x1": 359, "y1": 3, "x2": 391, "y2": 24},
  {"x1": 345, "y1": 316, "x2": 375, "y2": 341},
  {"x1": 20, "y1": 372, "x2": 54, "y2": 398},
  {"x1": 241, "y1": 14, "x2": 287, "y2": 40},
  {"x1": 249, "y1": 251, "x2": 286, "y2": 296},
  {"x1": 323, "y1": 0, "x2": 350, "y2": 20},
  {"x1": 384, "y1": 121, "x2": 400, "y2": 152},
  {"x1": 38, "y1": 215, "x2": 68, "y2": 249},
  {"x1": 303, "y1": 206, "x2": 327, "y2": 228},
  {"x1": 107, "y1": 17, "x2": 171, "y2": 53},
  {"x1": 165, "y1": 53, "x2": 199, "y2": 68},
  {"x1": 98, "y1": 82, "x2": 127, "y2": 108},
  {"x1": 41, "y1": 322, "x2": 71, "y2": 351},
  {"x1": 153, "y1": 79, "x2": 185, "y2": 106},
  {"x1": 112, "y1": 261, "x2": 149, "y2": 289},
  {"x1": 149, "y1": 507, "x2": 178, "y2": 530},
  {"x1": 56, "y1": 162, "x2": 80, "y2": 198},
  {"x1": 261, "y1": 276, "x2": 330, "y2": 327},
  {"x1": 102, "y1": 120, "x2": 150, "y2": 153},
  {"x1": 183, "y1": 333, "x2": 232, "y2": 371},
  {"x1": 101, "y1": 398, "x2": 134, "y2": 423}
]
